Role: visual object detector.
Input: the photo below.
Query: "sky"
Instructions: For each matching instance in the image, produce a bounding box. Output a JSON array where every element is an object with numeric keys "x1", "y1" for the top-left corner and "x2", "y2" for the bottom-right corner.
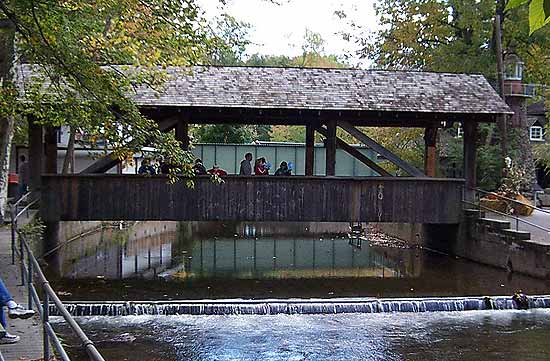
[{"x1": 196, "y1": 0, "x2": 379, "y2": 67}]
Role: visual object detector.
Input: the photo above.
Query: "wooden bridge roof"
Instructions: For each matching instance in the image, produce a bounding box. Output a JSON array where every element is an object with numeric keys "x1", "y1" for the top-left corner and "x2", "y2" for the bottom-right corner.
[
  {"x1": 128, "y1": 66, "x2": 511, "y2": 115},
  {"x1": 16, "y1": 64, "x2": 511, "y2": 126}
]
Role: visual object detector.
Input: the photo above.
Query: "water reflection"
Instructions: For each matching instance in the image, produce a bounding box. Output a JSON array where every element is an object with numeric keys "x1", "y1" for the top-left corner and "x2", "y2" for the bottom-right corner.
[
  {"x1": 61, "y1": 222, "x2": 417, "y2": 281},
  {"x1": 60, "y1": 222, "x2": 176, "y2": 279},
  {"x1": 171, "y1": 237, "x2": 416, "y2": 280},
  {"x1": 55, "y1": 221, "x2": 550, "y2": 300}
]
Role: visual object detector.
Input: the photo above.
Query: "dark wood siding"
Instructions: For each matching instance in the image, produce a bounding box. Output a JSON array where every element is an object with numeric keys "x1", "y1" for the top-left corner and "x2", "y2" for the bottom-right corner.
[{"x1": 41, "y1": 175, "x2": 464, "y2": 224}]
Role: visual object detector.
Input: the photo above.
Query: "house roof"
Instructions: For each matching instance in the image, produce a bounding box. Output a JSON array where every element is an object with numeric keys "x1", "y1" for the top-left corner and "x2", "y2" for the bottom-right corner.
[
  {"x1": 16, "y1": 65, "x2": 512, "y2": 117},
  {"x1": 528, "y1": 101, "x2": 547, "y2": 116}
]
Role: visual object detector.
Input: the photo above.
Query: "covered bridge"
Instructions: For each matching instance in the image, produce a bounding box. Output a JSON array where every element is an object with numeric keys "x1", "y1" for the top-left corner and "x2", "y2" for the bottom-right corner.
[{"x1": 17, "y1": 65, "x2": 512, "y2": 223}]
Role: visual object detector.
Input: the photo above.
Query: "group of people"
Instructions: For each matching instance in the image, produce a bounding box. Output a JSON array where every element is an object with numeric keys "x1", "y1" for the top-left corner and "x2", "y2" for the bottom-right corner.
[
  {"x1": 139, "y1": 153, "x2": 293, "y2": 177},
  {"x1": 137, "y1": 158, "x2": 174, "y2": 175},
  {"x1": 192, "y1": 159, "x2": 228, "y2": 176},
  {"x1": 238, "y1": 152, "x2": 292, "y2": 176}
]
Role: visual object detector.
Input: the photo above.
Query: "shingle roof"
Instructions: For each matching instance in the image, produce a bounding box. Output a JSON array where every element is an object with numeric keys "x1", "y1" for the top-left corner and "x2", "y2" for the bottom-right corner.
[
  {"x1": 528, "y1": 101, "x2": 547, "y2": 116},
  {"x1": 16, "y1": 65, "x2": 512, "y2": 115}
]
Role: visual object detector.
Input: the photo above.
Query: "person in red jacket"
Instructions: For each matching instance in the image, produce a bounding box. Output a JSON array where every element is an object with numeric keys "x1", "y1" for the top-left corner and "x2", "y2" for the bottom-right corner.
[
  {"x1": 207, "y1": 164, "x2": 228, "y2": 177},
  {"x1": 254, "y1": 157, "x2": 269, "y2": 175}
]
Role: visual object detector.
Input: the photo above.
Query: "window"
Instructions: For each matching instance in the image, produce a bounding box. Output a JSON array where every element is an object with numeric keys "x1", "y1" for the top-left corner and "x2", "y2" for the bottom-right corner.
[{"x1": 530, "y1": 126, "x2": 544, "y2": 141}]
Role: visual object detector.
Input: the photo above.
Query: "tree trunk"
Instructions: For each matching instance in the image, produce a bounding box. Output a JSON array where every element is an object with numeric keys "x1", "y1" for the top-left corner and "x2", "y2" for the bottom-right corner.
[
  {"x1": 62, "y1": 127, "x2": 76, "y2": 174},
  {"x1": 0, "y1": 114, "x2": 14, "y2": 223},
  {"x1": 0, "y1": 19, "x2": 15, "y2": 223}
]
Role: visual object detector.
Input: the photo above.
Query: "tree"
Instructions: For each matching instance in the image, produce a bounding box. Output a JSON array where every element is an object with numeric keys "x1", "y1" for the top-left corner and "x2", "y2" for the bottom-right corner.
[
  {"x1": 0, "y1": 0, "x2": 213, "y2": 221},
  {"x1": 342, "y1": 0, "x2": 550, "y2": 188},
  {"x1": 506, "y1": 0, "x2": 550, "y2": 34},
  {"x1": 193, "y1": 124, "x2": 253, "y2": 144},
  {"x1": 269, "y1": 125, "x2": 305, "y2": 143},
  {"x1": 0, "y1": 8, "x2": 15, "y2": 222},
  {"x1": 208, "y1": 13, "x2": 252, "y2": 65}
]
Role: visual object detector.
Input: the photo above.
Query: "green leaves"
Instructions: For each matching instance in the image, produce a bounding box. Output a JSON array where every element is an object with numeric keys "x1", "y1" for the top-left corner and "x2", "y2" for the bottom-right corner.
[
  {"x1": 506, "y1": 0, "x2": 550, "y2": 34},
  {"x1": 529, "y1": 0, "x2": 550, "y2": 34},
  {"x1": 505, "y1": 0, "x2": 531, "y2": 10},
  {"x1": 0, "y1": 0, "x2": 215, "y2": 181}
]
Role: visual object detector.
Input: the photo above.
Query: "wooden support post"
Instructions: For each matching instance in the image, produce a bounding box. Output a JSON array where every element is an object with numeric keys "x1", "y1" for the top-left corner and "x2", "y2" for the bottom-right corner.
[
  {"x1": 424, "y1": 127, "x2": 438, "y2": 177},
  {"x1": 44, "y1": 127, "x2": 58, "y2": 174},
  {"x1": 325, "y1": 120, "x2": 336, "y2": 176},
  {"x1": 176, "y1": 121, "x2": 190, "y2": 151},
  {"x1": 28, "y1": 118, "x2": 43, "y2": 192},
  {"x1": 305, "y1": 125, "x2": 315, "y2": 176},
  {"x1": 463, "y1": 122, "x2": 477, "y2": 201}
]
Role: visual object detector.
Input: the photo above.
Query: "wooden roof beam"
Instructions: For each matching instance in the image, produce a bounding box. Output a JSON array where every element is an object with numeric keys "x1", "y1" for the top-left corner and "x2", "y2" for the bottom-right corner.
[{"x1": 339, "y1": 121, "x2": 426, "y2": 177}]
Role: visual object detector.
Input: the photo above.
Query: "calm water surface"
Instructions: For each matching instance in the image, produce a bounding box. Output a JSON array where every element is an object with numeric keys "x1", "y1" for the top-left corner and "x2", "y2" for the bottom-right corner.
[
  {"x1": 55, "y1": 309, "x2": 550, "y2": 361},
  {"x1": 52, "y1": 222, "x2": 550, "y2": 300},
  {"x1": 50, "y1": 222, "x2": 550, "y2": 360}
]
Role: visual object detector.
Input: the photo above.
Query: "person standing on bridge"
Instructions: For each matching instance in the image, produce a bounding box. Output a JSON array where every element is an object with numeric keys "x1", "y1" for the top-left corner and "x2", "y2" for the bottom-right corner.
[
  {"x1": 138, "y1": 158, "x2": 156, "y2": 175},
  {"x1": 208, "y1": 164, "x2": 228, "y2": 177},
  {"x1": 274, "y1": 161, "x2": 292, "y2": 176},
  {"x1": 193, "y1": 159, "x2": 207, "y2": 175},
  {"x1": 254, "y1": 157, "x2": 269, "y2": 176},
  {"x1": 239, "y1": 153, "x2": 253, "y2": 175},
  {"x1": 0, "y1": 277, "x2": 36, "y2": 344}
]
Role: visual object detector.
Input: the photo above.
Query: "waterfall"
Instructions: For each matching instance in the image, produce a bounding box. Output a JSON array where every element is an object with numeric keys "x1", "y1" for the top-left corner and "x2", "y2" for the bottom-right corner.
[{"x1": 50, "y1": 295, "x2": 550, "y2": 317}]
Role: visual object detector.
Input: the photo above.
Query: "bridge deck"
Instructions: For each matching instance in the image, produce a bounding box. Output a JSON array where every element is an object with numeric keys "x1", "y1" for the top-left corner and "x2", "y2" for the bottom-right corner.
[{"x1": 41, "y1": 175, "x2": 464, "y2": 224}]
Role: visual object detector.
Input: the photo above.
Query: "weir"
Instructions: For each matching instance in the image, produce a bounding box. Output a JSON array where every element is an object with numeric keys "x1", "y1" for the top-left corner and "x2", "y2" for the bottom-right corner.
[{"x1": 52, "y1": 296, "x2": 550, "y2": 317}]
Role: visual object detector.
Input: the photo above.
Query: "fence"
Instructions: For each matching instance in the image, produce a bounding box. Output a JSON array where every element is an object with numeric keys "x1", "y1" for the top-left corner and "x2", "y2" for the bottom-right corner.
[{"x1": 15, "y1": 142, "x2": 381, "y2": 176}]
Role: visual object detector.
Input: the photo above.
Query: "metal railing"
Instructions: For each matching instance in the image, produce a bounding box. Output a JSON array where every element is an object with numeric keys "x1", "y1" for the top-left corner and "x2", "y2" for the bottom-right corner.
[
  {"x1": 10, "y1": 192, "x2": 39, "y2": 268},
  {"x1": 463, "y1": 188, "x2": 550, "y2": 235},
  {"x1": 503, "y1": 82, "x2": 537, "y2": 97},
  {"x1": 9, "y1": 192, "x2": 106, "y2": 361}
]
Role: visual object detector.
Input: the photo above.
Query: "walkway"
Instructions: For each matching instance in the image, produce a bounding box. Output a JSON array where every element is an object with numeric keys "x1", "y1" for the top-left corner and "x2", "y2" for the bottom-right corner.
[
  {"x1": 487, "y1": 209, "x2": 550, "y2": 244},
  {"x1": 0, "y1": 213, "x2": 43, "y2": 361}
]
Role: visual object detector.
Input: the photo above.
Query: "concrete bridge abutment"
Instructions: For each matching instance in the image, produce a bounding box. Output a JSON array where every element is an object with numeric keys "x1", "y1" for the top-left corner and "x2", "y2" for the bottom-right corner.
[{"x1": 377, "y1": 217, "x2": 550, "y2": 279}]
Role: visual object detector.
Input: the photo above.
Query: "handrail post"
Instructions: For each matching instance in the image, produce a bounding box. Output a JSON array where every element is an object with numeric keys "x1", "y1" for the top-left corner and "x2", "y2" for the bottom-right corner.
[
  {"x1": 43, "y1": 292, "x2": 50, "y2": 361},
  {"x1": 20, "y1": 232, "x2": 25, "y2": 286},
  {"x1": 27, "y1": 244, "x2": 33, "y2": 310},
  {"x1": 10, "y1": 210, "x2": 16, "y2": 265}
]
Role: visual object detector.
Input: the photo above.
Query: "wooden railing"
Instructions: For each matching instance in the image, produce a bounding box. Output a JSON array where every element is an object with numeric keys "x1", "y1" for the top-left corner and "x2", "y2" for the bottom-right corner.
[{"x1": 42, "y1": 175, "x2": 464, "y2": 224}]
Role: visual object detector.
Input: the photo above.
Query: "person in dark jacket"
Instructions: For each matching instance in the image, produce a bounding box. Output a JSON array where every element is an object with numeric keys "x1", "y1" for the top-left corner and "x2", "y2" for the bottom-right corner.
[
  {"x1": 138, "y1": 158, "x2": 156, "y2": 175},
  {"x1": 274, "y1": 161, "x2": 291, "y2": 176},
  {"x1": 239, "y1": 153, "x2": 253, "y2": 175},
  {"x1": 193, "y1": 159, "x2": 207, "y2": 175}
]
